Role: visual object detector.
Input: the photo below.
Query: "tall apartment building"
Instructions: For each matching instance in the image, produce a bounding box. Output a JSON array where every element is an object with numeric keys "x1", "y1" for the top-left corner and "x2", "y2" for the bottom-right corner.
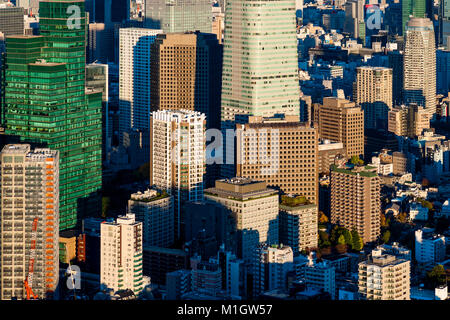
[
  {"x1": 254, "y1": 244, "x2": 294, "y2": 295},
  {"x1": 279, "y1": 201, "x2": 318, "y2": 254},
  {"x1": 415, "y1": 229, "x2": 446, "y2": 264},
  {"x1": 358, "y1": 250, "x2": 410, "y2": 300},
  {"x1": 150, "y1": 110, "x2": 206, "y2": 239},
  {"x1": 220, "y1": 0, "x2": 301, "y2": 177},
  {"x1": 0, "y1": 144, "x2": 59, "y2": 300},
  {"x1": 144, "y1": 0, "x2": 212, "y2": 33},
  {"x1": 100, "y1": 213, "x2": 144, "y2": 295},
  {"x1": 128, "y1": 189, "x2": 174, "y2": 248},
  {"x1": 204, "y1": 178, "x2": 279, "y2": 265},
  {"x1": 118, "y1": 28, "x2": 162, "y2": 143},
  {"x1": 150, "y1": 32, "x2": 223, "y2": 129},
  {"x1": 355, "y1": 67, "x2": 393, "y2": 130},
  {"x1": 318, "y1": 97, "x2": 364, "y2": 159},
  {"x1": 0, "y1": 6, "x2": 24, "y2": 36},
  {"x1": 388, "y1": 104, "x2": 430, "y2": 138},
  {"x1": 331, "y1": 165, "x2": 381, "y2": 243},
  {"x1": 236, "y1": 115, "x2": 318, "y2": 204},
  {"x1": 4, "y1": 0, "x2": 103, "y2": 231},
  {"x1": 404, "y1": 18, "x2": 436, "y2": 115}
]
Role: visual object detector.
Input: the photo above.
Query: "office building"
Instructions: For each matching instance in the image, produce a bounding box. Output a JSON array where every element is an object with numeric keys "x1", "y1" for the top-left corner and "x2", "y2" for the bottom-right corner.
[
  {"x1": 402, "y1": 0, "x2": 427, "y2": 35},
  {"x1": 220, "y1": 0, "x2": 301, "y2": 176},
  {"x1": 150, "y1": 110, "x2": 206, "y2": 239},
  {"x1": 144, "y1": 0, "x2": 211, "y2": 33},
  {"x1": 388, "y1": 104, "x2": 430, "y2": 138},
  {"x1": 87, "y1": 23, "x2": 115, "y2": 64},
  {"x1": 150, "y1": 32, "x2": 223, "y2": 129},
  {"x1": 318, "y1": 140, "x2": 346, "y2": 175},
  {"x1": 191, "y1": 261, "x2": 222, "y2": 297},
  {"x1": 143, "y1": 246, "x2": 189, "y2": 285},
  {"x1": 128, "y1": 189, "x2": 174, "y2": 248},
  {"x1": 236, "y1": 115, "x2": 318, "y2": 204},
  {"x1": 204, "y1": 178, "x2": 279, "y2": 265},
  {"x1": 100, "y1": 213, "x2": 144, "y2": 295},
  {"x1": 358, "y1": 250, "x2": 410, "y2": 300},
  {"x1": 0, "y1": 6, "x2": 24, "y2": 36},
  {"x1": 279, "y1": 200, "x2": 318, "y2": 254},
  {"x1": 166, "y1": 269, "x2": 192, "y2": 300},
  {"x1": 318, "y1": 97, "x2": 364, "y2": 159},
  {"x1": 415, "y1": 229, "x2": 446, "y2": 264},
  {"x1": 302, "y1": 258, "x2": 336, "y2": 300},
  {"x1": 118, "y1": 28, "x2": 162, "y2": 143},
  {"x1": 4, "y1": 5, "x2": 103, "y2": 230},
  {"x1": 403, "y1": 18, "x2": 436, "y2": 115},
  {"x1": 255, "y1": 244, "x2": 294, "y2": 295},
  {"x1": 388, "y1": 50, "x2": 404, "y2": 106},
  {"x1": 331, "y1": 165, "x2": 381, "y2": 243},
  {"x1": 355, "y1": 67, "x2": 393, "y2": 130},
  {"x1": 0, "y1": 144, "x2": 59, "y2": 300}
]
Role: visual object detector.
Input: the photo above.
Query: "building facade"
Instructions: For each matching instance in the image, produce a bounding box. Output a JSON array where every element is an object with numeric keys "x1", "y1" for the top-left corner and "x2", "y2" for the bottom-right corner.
[{"x1": 0, "y1": 144, "x2": 59, "y2": 300}]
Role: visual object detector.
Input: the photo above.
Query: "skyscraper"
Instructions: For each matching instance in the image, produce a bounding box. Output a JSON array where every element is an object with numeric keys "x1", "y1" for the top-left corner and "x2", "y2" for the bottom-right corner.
[
  {"x1": 355, "y1": 67, "x2": 393, "y2": 130},
  {"x1": 4, "y1": 0, "x2": 103, "y2": 232},
  {"x1": 118, "y1": 28, "x2": 162, "y2": 143},
  {"x1": 403, "y1": 18, "x2": 436, "y2": 115},
  {"x1": 0, "y1": 6, "x2": 24, "y2": 36},
  {"x1": 100, "y1": 213, "x2": 144, "y2": 295},
  {"x1": 388, "y1": 103, "x2": 430, "y2": 138},
  {"x1": 402, "y1": 0, "x2": 427, "y2": 35},
  {"x1": 144, "y1": 0, "x2": 212, "y2": 33},
  {"x1": 318, "y1": 97, "x2": 365, "y2": 159},
  {"x1": 331, "y1": 165, "x2": 381, "y2": 243},
  {"x1": 0, "y1": 144, "x2": 59, "y2": 300},
  {"x1": 150, "y1": 32, "x2": 223, "y2": 129},
  {"x1": 149, "y1": 110, "x2": 206, "y2": 239},
  {"x1": 220, "y1": 0, "x2": 301, "y2": 177}
]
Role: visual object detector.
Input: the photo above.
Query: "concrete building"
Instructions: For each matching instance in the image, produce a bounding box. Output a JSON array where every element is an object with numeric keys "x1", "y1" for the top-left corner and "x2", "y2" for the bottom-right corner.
[
  {"x1": 220, "y1": 0, "x2": 301, "y2": 177},
  {"x1": 318, "y1": 140, "x2": 346, "y2": 175},
  {"x1": 358, "y1": 250, "x2": 410, "y2": 300},
  {"x1": 150, "y1": 32, "x2": 223, "y2": 129},
  {"x1": 0, "y1": 144, "x2": 59, "y2": 300},
  {"x1": 355, "y1": 67, "x2": 393, "y2": 130},
  {"x1": 409, "y1": 203, "x2": 429, "y2": 221},
  {"x1": 255, "y1": 244, "x2": 294, "y2": 295},
  {"x1": 150, "y1": 109, "x2": 206, "y2": 239},
  {"x1": 403, "y1": 18, "x2": 436, "y2": 115},
  {"x1": 144, "y1": 0, "x2": 211, "y2": 33},
  {"x1": 143, "y1": 246, "x2": 189, "y2": 285},
  {"x1": 204, "y1": 178, "x2": 279, "y2": 265},
  {"x1": 415, "y1": 229, "x2": 446, "y2": 264},
  {"x1": 166, "y1": 269, "x2": 191, "y2": 300},
  {"x1": 100, "y1": 213, "x2": 144, "y2": 295},
  {"x1": 118, "y1": 28, "x2": 162, "y2": 143},
  {"x1": 331, "y1": 165, "x2": 381, "y2": 243},
  {"x1": 0, "y1": 6, "x2": 24, "y2": 36},
  {"x1": 318, "y1": 97, "x2": 364, "y2": 159},
  {"x1": 302, "y1": 257, "x2": 336, "y2": 300},
  {"x1": 388, "y1": 104, "x2": 430, "y2": 138},
  {"x1": 236, "y1": 115, "x2": 318, "y2": 204},
  {"x1": 191, "y1": 261, "x2": 222, "y2": 297},
  {"x1": 128, "y1": 189, "x2": 174, "y2": 248},
  {"x1": 279, "y1": 201, "x2": 318, "y2": 254}
]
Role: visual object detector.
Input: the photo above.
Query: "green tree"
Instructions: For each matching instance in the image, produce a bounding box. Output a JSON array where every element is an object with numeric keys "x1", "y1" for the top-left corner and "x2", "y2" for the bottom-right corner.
[
  {"x1": 343, "y1": 228, "x2": 353, "y2": 245},
  {"x1": 319, "y1": 231, "x2": 331, "y2": 248},
  {"x1": 318, "y1": 211, "x2": 329, "y2": 224},
  {"x1": 350, "y1": 155, "x2": 364, "y2": 165},
  {"x1": 351, "y1": 229, "x2": 363, "y2": 251},
  {"x1": 426, "y1": 265, "x2": 447, "y2": 287},
  {"x1": 381, "y1": 230, "x2": 391, "y2": 243},
  {"x1": 337, "y1": 234, "x2": 346, "y2": 245}
]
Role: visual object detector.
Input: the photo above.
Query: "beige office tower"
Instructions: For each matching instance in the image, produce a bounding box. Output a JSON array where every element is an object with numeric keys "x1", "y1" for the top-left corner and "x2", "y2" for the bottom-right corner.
[
  {"x1": 150, "y1": 110, "x2": 206, "y2": 239},
  {"x1": 100, "y1": 213, "x2": 144, "y2": 295},
  {"x1": 150, "y1": 33, "x2": 197, "y2": 112},
  {"x1": 204, "y1": 178, "x2": 279, "y2": 264},
  {"x1": 358, "y1": 249, "x2": 410, "y2": 300},
  {"x1": 0, "y1": 144, "x2": 59, "y2": 300},
  {"x1": 236, "y1": 115, "x2": 318, "y2": 204},
  {"x1": 330, "y1": 165, "x2": 381, "y2": 243},
  {"x1": 355, "y1": 67, "x2": 393, "y2": 130},
  {"x1": 404, "y1": 18, "x2": 436, "y2": 116},
  {"x1": 388, "y1": 104, "x2": 431, "y2": 138},
  {"x1": 318, "y1": 97, "x2": 364, "y2": 159}
]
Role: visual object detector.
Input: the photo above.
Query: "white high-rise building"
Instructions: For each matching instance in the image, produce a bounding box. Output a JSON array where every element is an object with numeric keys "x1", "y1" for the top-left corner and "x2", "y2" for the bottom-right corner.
[
  {"x1": 150, "y1": 109, "x2": 206, "y2": 239},
  {"x1": 0, "y1": 144, "x2": 59, "y2": 300},
  {"x1": 118, "y1": 28, "x2": 162, "y2": 143},
  {"x1": 404, "y1": 18, "x2": 436, "y2": 115},
  {"x1": 415, "y1": 229, "x2": 446, "y2": 264},
  {"x1": 100, "y1": 213, "x2": 144, "y2": 295}
]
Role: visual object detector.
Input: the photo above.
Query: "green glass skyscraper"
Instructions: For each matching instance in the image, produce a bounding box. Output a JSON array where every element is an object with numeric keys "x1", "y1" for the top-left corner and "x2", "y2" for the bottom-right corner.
[
  {"x1": 402, "y1": 0, "x2": 427, "y2": 35},
  {"x1": 3, "y1": 0, "x2": 102, "y2": 230}
]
